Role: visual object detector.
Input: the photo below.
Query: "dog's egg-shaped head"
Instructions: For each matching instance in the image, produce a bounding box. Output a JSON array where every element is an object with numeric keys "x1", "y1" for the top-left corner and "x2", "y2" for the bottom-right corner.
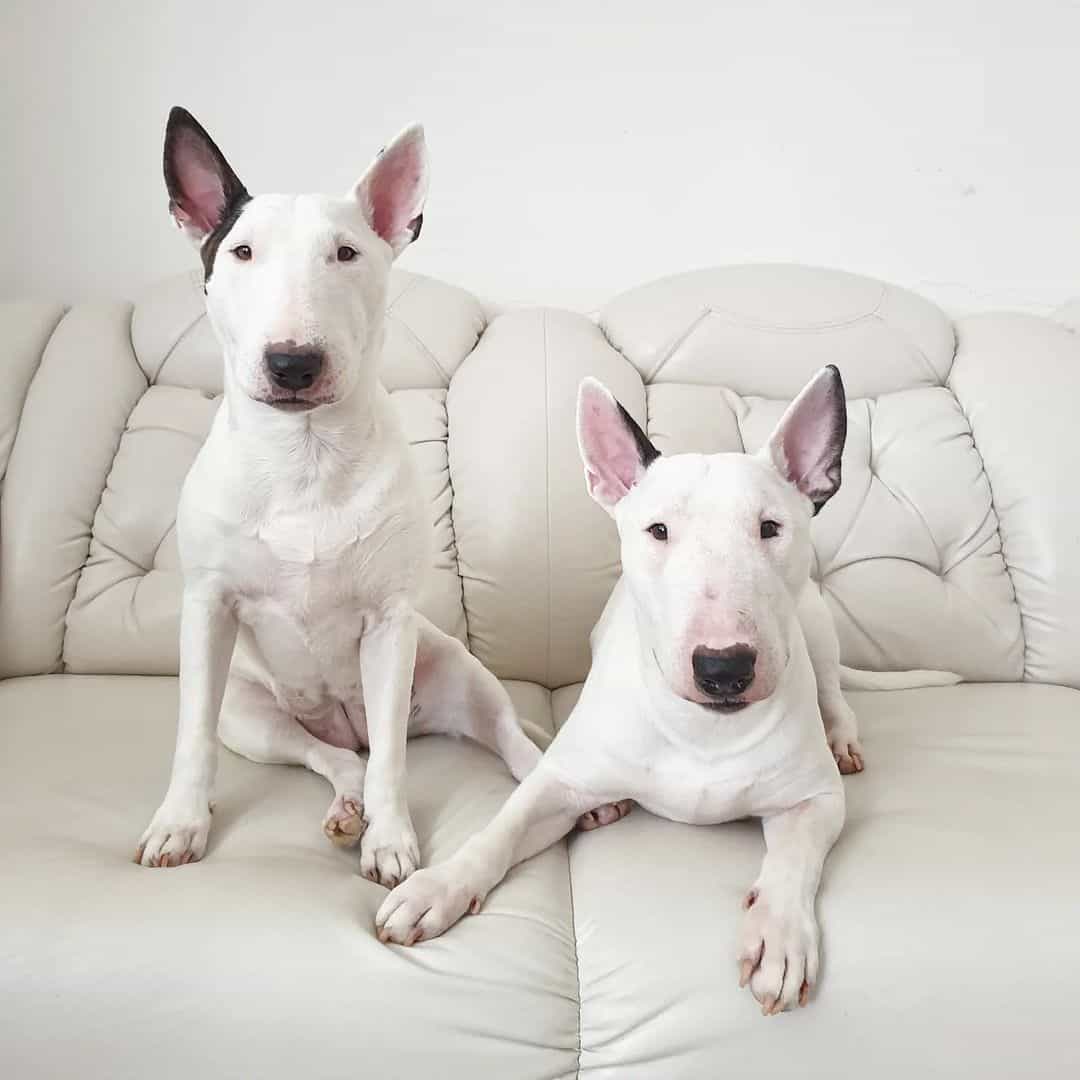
[
  {"x1": 576, "y1": 368, "x2": 846, "y2": 711},
  {"x1": 163, "y1": 107, "x2": 427, "y2": 413}
]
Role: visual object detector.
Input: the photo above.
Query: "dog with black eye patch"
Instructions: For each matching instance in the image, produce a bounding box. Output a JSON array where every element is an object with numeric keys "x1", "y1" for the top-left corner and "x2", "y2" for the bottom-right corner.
[
  {"x1": 135, "y1": 107, "x2": 622, "y2": 888},
  {"x1": 376, "y1": 365, "x2": 958, "y2": 1013}
]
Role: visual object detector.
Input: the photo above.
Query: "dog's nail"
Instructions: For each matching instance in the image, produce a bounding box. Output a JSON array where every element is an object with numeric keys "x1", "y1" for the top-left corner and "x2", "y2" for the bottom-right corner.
[
  {"x1": 762, "y1": 995, "x2": 776, "y2": 1015},
  {"x1": 406, "y1": 928, "x2": 423, "y2": 946},
  {"x1": 739, "y1": 960, "x2": 754, "y2": 987},
  {"x1": 468, "y1": 896, "x2": 481, "y2": 915},
  {"x1": 743, "y1": 889, "x2": 758, "y2": 910},
  {"x1": 799, "y1": 981, "x2": 810, "y2": 1007}
]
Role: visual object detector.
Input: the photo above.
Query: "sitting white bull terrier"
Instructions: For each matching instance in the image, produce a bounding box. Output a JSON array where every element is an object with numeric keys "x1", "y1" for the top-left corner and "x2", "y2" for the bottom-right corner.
[
  {"x1": 135, "y1": 108, "x2": 621, "y2": 886},
  {"x1": 376, "y1": 365, "x2": 956, "y2": 1013}
]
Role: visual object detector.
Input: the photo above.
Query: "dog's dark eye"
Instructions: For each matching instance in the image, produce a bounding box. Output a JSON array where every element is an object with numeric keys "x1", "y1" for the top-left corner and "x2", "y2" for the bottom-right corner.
[
  {"x1": 231, "y1": 245, "x2": 252, "y2": 262},
  {"x1": 337, "y1": 245, "x2": 359, "y2": 262},
  {"x1": 760, "y1": 520, "x2": 781, "y2": 539},
  {"x1": 647, "y1": 523, "x2": 669, "y2": 542}
]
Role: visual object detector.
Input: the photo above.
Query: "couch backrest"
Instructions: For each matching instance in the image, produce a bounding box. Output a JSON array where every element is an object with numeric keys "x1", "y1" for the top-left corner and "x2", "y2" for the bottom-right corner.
[{"x1": 2, "y1": 264, "x2": 1077, "y2": 690}]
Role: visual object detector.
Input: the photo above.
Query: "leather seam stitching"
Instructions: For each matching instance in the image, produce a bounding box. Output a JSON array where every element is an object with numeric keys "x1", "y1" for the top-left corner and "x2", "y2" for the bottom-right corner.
[
  {"x1": 701, "y1": 281, "x2": 888, "y2": 333},
  {"x1": 152, "y1": 310, "x2": 207, "y2": 385},
  {"x1": 441, "y1": 388, "x2": 472, "y2": 646},
  {"x1": 645, "y1": 305, "x2": 709, "y2": 382},
  {"x1": 946, "y1": 380, "x2": 1027, "y2": 678},
  {"x1": 64, "y1": 319, "x2": 147, "y2": 673},
  {"x1": 566, "y1": 821, "x2": 583, "y2": 1079},
  {"x1": 385, "y1": 275, "x2": 421, "y2": 315},
  {"x1": 386, "y1": 313, "x2": 451, "y2": 387},
  {"x1": 869, "y1": 311, "x2": 943, "y2": 386},
  {"x1": 543, "y1": 312, "x2": 553, "y2": 687}
]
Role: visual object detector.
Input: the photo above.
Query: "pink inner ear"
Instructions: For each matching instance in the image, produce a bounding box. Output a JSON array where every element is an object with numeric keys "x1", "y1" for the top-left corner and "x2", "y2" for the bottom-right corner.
[
  {"x1": 580, "y1": 391, "x2": 645, "y2": 507},
  {"x1": 172, "y1": 132, "x2": 227, "y2": 234},
  {"x1": 772, "y1": 373, "x2": 845, "y2": 505},
  {"x1": 363, "y1": 139, "x2": 425, "y2": 245}
]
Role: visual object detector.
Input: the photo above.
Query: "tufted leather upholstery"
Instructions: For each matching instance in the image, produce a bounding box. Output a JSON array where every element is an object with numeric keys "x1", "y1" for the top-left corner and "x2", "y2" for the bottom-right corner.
[{"x1": 2, "y1": 264, "x2": 1078, "y2": 1078}]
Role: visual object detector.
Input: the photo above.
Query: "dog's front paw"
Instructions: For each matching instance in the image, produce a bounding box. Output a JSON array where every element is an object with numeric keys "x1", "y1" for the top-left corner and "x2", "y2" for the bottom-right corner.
[
  {"x1": 323, "y1": 792, "x2": 366, "y2": 848},
  {"x1": 375, "y1": 863, "x2": 481, "y2": 945},
  {"x1": 134, "y1": 798, "x2": 212, "y2": 868},
  {"x1": 737, "y1": 888, "x2": 820, "y2": 1015},
  {"x1": 359, "y1": 810, "x2": 419, "y2": 889}
]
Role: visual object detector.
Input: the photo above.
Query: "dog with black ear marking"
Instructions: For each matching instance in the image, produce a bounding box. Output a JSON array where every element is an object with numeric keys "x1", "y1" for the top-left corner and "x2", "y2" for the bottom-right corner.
[
  {"x1": 376, "y1": 366, "x2": 956, "y2": 1011},
  {"x1": 135, "y1": 108, "x2": 629, "y2": 888}
]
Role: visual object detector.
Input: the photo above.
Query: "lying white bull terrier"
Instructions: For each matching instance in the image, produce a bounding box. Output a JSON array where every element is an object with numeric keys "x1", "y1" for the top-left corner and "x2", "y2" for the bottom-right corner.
[
  {"x1": 376, "y1": 366, "x2": 957, "y2": 1012},
  {"x1": 135, "y1": 107, "x2": 588, "y2": 885}
]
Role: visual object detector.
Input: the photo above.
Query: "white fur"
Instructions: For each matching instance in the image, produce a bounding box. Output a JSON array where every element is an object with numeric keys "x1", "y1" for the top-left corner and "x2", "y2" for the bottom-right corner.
[
  {"x1": 375, "y1": 368, "x2": 956, "y2": 1014},
  {"x1": 136, "y1": 118, "x2": 541, "y2": 886}
]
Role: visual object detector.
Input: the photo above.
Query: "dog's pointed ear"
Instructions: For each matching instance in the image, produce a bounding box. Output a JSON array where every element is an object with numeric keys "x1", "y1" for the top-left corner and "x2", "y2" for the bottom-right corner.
[
  {"x1": 577, "y1": 377, "x2": 660, "y2": 513},
  {"x1": 163, "y1": 107, "x2": 249, "y2": 243},
  {"x1": 351, "y1": 123, "x2": 428, "y2": 258},
  {"x1": 764, "y1": 365, "x2": 847, "y2": 514}
]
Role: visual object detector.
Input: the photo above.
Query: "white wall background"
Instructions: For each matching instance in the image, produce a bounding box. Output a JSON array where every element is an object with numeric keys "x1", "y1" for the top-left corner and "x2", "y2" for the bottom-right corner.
[{"x1": 3, "y1": 0, "x2": 1078, "y2": 315}]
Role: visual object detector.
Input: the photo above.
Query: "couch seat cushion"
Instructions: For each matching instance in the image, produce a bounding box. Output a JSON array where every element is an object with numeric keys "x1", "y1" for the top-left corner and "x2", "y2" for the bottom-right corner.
[
  {"x1": 552, "y1": 682, "x2": 1080, "y2": 1079},
  {"x1": 0, "y1": 675, "x2": 579, "y2": 1080}
]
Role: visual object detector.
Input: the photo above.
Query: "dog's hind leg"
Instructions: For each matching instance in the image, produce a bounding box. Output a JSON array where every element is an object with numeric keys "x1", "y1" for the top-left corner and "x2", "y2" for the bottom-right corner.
[
  {"x1": 411, "y1": 618, "x2": 543, "y2": 782},
  {"x1": 219, "y1": 675, "x2": 368, "y2": 848},
  {"x1": 411, "y1": 618, "x2": 633, "y2": 830},
  {"x1": 797, "y1": 586, "x2": 864, "y2": 774}
]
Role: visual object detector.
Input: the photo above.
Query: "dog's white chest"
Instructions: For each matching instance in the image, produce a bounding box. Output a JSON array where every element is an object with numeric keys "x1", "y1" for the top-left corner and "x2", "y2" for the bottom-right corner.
[{"x1": 255, "y1": 509, "x2": 359, "y2": 564}]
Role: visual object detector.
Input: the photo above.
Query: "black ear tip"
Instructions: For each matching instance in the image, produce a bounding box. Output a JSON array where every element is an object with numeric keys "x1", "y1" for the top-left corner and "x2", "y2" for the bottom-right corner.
[
  {"x1": 616, "y1": 400, "x2": 661, "y2": 469},
  {"x1": 824, "y1": 364, "x2": 845, "y2": 396},
  {"x1": 167, "y1": 106, "x2": 194, "y2": 129}
]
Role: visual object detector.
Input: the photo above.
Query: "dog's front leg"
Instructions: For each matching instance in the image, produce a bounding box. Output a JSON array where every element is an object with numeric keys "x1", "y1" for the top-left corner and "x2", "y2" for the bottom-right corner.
[
  {"x1": 358, "y1": 603, "x2": 421, "y2": 888},
  {"x1": 136, "y1": 584, "x2": 237, "y2": 867},
  {"x1": 375, "y1": 761, "x2": 592, "y2": 945},
  {"x1": 737, "y1": 789, "x2": 845, "y2": 1014}
]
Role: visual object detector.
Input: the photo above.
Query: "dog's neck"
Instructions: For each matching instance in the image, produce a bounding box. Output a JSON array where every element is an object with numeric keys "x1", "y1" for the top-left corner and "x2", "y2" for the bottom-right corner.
[{"x1": 220, "y1": 361, "x2": 384, "y2": 501}]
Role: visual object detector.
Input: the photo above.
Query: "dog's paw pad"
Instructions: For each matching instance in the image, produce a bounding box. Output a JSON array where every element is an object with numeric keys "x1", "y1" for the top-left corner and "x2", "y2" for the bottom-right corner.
[
  {"x1": 577, "y1": 799, "x2": 634, "y2": 831},
  {"x1": 323, "y1": 794, "x2": 365, "y2": 847},
  {"x1": 829, "y1": 735, "x2": 865, "y2": 775}
]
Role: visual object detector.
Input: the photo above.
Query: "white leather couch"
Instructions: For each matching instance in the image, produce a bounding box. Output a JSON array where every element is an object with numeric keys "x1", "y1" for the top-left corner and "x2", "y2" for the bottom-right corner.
[{"x1": 2, "y1": 264, "x2": 1077, "y2": 1079}]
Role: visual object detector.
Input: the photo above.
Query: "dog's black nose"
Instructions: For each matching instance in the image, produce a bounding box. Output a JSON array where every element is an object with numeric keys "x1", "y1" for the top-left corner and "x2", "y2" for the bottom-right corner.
[
  {"x1": 265, "y1": 346, "x2": 324, "y2": 391},
  {"x1": 692, "y1": 644, "x2": 757, "y2": 698}
]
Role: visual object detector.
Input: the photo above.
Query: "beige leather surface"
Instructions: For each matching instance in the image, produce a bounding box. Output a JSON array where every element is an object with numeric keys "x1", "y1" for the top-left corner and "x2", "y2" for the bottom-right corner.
[
  {"x1": 3, "y1": 675, "x2": 1077, "y2": 1078},
  {"x1": 951, "y1": 312, "x2": 1080, "y2": 686},
  {"x1": 1, "y1": 270, "x2": 481, "y2": 678},
  {"x1": 0, "y1": 675, "x2": 577, "y2": 1080},
  {"x1": 3, "y1": 262, "x2": 1078, "y2": 1077},
  {"x1": 599, "y1": 264, "x2": 956, "y2": 397},
  {"x1": 0, "y1": 301, "x2": 146, "y2": 677},
  {"x1": 448, "y1": 308, "x2": 644, "y2": 686},
  {"x1": 2, "y1": 263, "x2": 1071, "y2": 690},
  {"x1": 555, "y1": 681, "x2": 1080, "y2": 1078},
  {"x1": 0, "y1": 301, "x2": 66, "y2": 484}
]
